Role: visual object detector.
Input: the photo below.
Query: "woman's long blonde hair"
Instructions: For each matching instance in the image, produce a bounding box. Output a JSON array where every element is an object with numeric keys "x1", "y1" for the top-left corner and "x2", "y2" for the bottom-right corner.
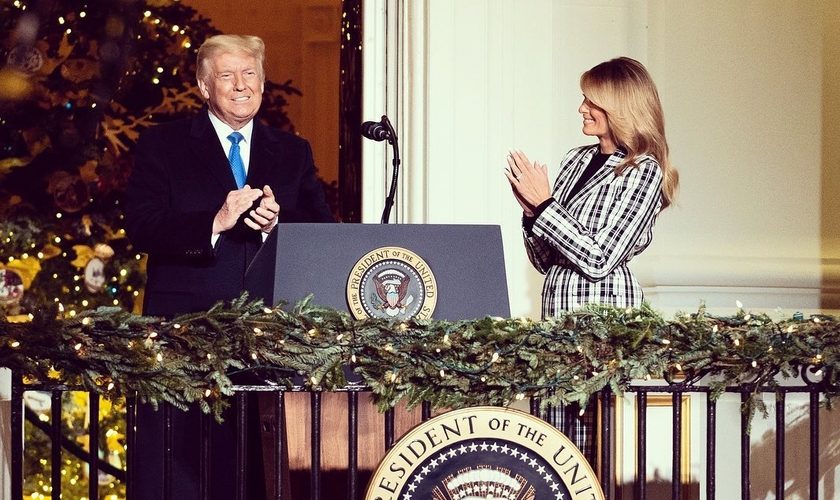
[{"x1": 581, "y1": 57, "x2": 679, "y2": 209}]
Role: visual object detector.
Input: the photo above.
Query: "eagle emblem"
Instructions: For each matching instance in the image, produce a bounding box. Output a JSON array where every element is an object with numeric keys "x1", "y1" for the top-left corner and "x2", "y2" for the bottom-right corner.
[
  {"x1": 372, "y1": 270, "x2": 412, "y2": 315},
  {"x1": 346, "y1": 247, "x2": 437, "y2": 320}
]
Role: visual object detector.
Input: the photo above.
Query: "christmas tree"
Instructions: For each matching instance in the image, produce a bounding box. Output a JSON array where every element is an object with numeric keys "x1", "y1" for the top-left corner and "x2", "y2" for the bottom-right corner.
[
  {"x1": 0, "y1": 0, "x2": 301, "y2": 318},
  {"x1": 1, "y1": 1, "x2": 302, "y2": 497}
]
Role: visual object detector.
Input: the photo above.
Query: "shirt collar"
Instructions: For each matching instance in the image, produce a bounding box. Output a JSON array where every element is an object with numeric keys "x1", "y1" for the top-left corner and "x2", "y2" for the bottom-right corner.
[{"x1": 207, "y1": 109, "x2": 254, "y2": 144}]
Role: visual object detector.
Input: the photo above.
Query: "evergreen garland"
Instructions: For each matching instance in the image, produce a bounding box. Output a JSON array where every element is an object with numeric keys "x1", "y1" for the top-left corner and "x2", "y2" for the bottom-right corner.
[{"x1": 2, "y1": 294, "x2": 838, "y2": 427}]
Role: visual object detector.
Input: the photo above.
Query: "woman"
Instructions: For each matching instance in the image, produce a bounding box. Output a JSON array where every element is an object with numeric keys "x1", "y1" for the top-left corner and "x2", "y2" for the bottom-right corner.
[
  {"x1": 506, "y1": 56, "x2": 679, "y2": 464},
  {"x1": 506, "y1": 56, "x2": 679, "y2": 316}
]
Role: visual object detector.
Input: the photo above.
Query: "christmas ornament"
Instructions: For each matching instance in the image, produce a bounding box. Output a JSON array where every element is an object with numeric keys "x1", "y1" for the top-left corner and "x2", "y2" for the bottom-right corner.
[
  {"x1": 47, "y1": 171, "x2": 90, "y2": 213},
  {"x1": 83, "y1": 257, "x2": 105, "y2": 293},
  {"x1": 0, "y1": 267, "x2": 25, "y2": 313},
  {"x1": 1, "y1": 258, "x2": 41, "y2": 290},
  {"x1": 6, "y1": 44, "x2": 44, "y2": 74},
  {"x1": 72, "y1": 243, "x2": 115, "y2": 293}
]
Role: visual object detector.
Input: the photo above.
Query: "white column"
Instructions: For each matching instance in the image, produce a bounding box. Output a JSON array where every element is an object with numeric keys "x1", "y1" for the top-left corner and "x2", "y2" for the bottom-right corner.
[{"x1": 0, "y1": 368, "x2": 11, "y2": 500}]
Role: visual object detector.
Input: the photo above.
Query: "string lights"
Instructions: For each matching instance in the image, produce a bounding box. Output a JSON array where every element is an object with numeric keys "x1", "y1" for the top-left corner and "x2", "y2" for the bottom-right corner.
[{"x1": 2, "y1": 293, "x2": 838, "y2": 431}]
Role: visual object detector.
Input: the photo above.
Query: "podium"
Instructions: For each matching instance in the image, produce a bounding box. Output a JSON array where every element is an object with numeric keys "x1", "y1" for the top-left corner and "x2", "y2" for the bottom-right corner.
[
  {"x1": 243, "y1": 223, "x2": 511, "y2": 498},
  {"x1": 245, "y1": 223, "x2": 510, "y2": 320}
]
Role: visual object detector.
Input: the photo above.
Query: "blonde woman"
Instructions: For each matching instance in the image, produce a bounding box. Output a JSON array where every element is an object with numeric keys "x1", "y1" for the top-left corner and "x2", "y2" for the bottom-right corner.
[
  {"x1": 505, "y1": 57, "x2": 679, "y2": 463},
  {"x1": 506, "y1": 56, "x2": 678, "y2": 316}
]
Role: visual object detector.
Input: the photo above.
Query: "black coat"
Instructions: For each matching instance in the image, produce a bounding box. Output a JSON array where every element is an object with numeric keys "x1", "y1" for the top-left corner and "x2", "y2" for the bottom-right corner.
[
  {"x1": 126, "y1": 107, "x2": 335, "y2": 317},
  {"x1": 124, "y1": 109, "x2": 334, "y2": 500}
]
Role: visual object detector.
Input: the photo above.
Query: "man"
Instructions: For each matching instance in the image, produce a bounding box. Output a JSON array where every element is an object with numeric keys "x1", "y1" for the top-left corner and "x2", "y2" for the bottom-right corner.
[{"x1": 125, "y1": 34, "x2": 334, "y2": 499}]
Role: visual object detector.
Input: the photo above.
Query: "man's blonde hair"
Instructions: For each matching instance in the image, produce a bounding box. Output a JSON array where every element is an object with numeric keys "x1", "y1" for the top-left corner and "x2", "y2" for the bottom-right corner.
[{"x1": 196, "y1": 34, "x2": 266, "y2": 82}]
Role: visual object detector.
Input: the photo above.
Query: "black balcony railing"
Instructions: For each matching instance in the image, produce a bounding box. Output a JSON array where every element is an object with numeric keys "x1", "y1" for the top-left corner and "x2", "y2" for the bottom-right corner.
[{"x1": 7, "y1": 373, "x2": 832, "y2": 500}]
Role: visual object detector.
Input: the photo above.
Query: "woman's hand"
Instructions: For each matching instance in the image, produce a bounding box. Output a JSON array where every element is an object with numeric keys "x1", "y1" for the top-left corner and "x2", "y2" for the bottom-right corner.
[{"x1": 504, "y1": 150, "x2": 551, "y2": 216}]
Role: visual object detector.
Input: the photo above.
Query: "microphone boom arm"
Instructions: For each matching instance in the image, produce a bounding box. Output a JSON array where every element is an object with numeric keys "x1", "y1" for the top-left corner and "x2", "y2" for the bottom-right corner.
[{"x1": 379, "y1": 116, "x2": 400, "y2": 224}]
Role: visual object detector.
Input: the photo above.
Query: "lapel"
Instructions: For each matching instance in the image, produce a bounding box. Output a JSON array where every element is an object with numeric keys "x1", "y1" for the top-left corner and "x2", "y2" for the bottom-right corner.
[
  {"x1": 188, "y1": 108, "x2": 239, "y2": 191},
  {"x1": 245, "y1": 119, "x2": 280, "y2": 189},
  {"x1": 562, "y1": 147, "x2": 626, "y2": 208}
]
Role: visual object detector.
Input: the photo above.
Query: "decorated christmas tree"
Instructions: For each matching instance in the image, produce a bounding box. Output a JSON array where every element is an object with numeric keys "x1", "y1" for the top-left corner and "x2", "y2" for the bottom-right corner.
[
  {"x1": 0, "y1": 0, "x2": 301, "y2": 318},
  {"x1": 1, "y1": 1, "x2": 302, "y2": 497}
]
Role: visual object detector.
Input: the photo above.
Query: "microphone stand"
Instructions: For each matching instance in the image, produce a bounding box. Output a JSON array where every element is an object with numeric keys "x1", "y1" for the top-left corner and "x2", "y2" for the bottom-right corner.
[{"x1": 380, "y1": 115, "x2": 400, "y2": 224}]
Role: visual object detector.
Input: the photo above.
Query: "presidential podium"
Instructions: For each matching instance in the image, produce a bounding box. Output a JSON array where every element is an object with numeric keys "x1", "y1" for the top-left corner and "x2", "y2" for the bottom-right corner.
[
  {"x1": 243, "y1": 223, "x2": 510, "y2": 498},
  {"x1": 245, "y1": 223, "x2": 510, "y2": 320}
]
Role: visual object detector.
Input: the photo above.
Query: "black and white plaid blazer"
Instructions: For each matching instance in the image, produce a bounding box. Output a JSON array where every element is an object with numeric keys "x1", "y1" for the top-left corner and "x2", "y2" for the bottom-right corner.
[{"x1": 523, "y1": 144, "x2": 663, "y2": 317}]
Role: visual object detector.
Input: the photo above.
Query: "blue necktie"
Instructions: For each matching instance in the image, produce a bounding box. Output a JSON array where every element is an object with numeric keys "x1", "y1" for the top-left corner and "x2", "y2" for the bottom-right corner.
[{"x1": 227, "y1": 131, "x2": 246, "y2": 189}]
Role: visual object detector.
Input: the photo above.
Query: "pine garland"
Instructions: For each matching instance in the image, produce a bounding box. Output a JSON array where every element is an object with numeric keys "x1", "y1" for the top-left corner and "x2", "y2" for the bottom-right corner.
[{"x1": 1, "y1": 294, "x2": 838, "y2": 426}]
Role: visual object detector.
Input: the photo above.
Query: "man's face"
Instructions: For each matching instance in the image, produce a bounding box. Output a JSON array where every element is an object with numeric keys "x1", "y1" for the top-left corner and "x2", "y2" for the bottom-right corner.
[{"x1": 198, "y1": 50, "x2": 264, "y2": 130}]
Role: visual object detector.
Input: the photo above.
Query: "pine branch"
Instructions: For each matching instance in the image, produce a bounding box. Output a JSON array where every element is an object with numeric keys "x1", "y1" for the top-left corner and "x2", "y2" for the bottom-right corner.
[{"x1": 2, "y1": 294, "x2": 838, "y2": 427}]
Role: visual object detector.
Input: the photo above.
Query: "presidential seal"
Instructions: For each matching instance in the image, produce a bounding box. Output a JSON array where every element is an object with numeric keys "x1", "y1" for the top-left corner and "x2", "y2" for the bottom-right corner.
[
  {"x1": 346, "y1": 246, "x2": 437, "y2": 320},
  {"x1": 365, "y1": 406, "x2": 604, "y2": 500}
]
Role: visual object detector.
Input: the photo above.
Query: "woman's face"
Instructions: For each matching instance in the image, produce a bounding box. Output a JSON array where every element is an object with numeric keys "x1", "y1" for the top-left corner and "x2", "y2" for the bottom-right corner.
[{"x1": 578, "y1": 96, "x2": 615, "y2": 151}]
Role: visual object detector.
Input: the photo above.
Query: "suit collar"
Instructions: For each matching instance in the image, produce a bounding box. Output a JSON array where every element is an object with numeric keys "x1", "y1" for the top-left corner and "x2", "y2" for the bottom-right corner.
[
  {"x1": 247, "y1": 120, "x2": 281, "y2": 188},
  {"x1": 189, "y1": 109, "x2": 283, "y2": 191},
  {"x1": 561, "y1": 145, "x2": 625, "y2": 207},
  {"x1": 189, "y1": 108, "x2": 239, "y2": 191},
  {"x1": 206, "y1": 110, "x2": 255, "y2": 144}
]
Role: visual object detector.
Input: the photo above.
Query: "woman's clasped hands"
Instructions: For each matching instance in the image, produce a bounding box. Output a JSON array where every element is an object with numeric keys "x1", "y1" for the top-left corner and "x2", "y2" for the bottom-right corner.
[{"x1": 505, "y1": 149, "x2": 551, "y2": 217}]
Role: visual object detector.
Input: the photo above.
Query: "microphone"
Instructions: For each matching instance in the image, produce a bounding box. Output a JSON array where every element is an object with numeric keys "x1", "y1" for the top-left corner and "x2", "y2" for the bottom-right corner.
[
  {"x1": 360, "y1": 117, "x2": 393, "y2": 142},
  {"x1": 361, "y1": 115, "x2": 401, "y2": 224}
]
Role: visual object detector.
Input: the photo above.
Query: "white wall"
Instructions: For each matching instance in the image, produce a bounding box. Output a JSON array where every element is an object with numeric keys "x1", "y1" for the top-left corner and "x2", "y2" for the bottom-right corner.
[
  {"x1": 364, "y1": 0, "x2": 652, "y2": 319},
  {"x1": 637, "y1": 0, "x2": 824, "y2": 317},
  {"x1": 362, "y1": 1, "x2": 834, "y2": 497},
  {"x1": 363, "y1": 0, "x2": 829, "y2": 320}
]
